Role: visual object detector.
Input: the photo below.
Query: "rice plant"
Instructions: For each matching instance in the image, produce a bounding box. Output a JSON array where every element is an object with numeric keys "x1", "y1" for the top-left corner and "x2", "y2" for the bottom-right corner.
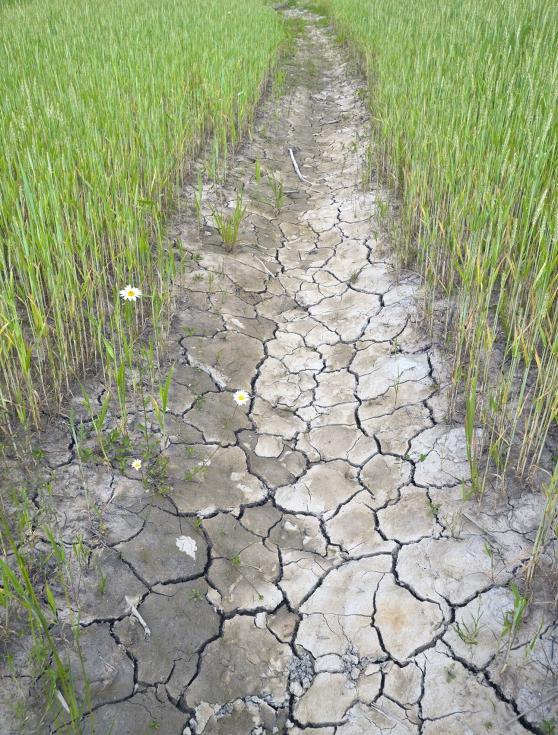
[
  {"x1": 0, "y1": 0, "x2": 284, "y2": 427},
  {"x1": 324, "y1": 0, "x2": 558, "y2": 495}
]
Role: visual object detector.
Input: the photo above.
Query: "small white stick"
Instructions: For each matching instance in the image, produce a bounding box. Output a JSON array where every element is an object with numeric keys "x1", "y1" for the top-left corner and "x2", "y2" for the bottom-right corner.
[
  {"x1": 462, "y1": 512, "x2": 499, "y2": 542},
  {"x1": 289, "y1": 148, "x2": 310, "y2": 182},
  {"x1": 125, "y1": 596, "x2": 151, "y2": 639},
  {"x1": 56, "y1": 689, "x2": 70, "y2": 715},
  {"x1": 99, "y1": 656, "x2": 117, "y2": 673},
  {"x1": 253, "y1": 255, "x2": 276, "y2": 278},
  {"x1": 187, "y1": 357, "x2": 229, "y2": 391},
  {"x1": 369, "y1": 702, "x2": 411, "y2": 732},
  {"x1": 323, "y1": 119, "x2": 340, "y2": 124},
  {"x1": 503, "y1": 690, "x2": 558, "y2": 726}
]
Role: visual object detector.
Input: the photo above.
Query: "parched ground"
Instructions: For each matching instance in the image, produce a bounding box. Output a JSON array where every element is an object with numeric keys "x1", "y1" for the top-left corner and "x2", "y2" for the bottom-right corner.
[{"x1": 1, "y1": 10, "x2": 557, "y2": 735}]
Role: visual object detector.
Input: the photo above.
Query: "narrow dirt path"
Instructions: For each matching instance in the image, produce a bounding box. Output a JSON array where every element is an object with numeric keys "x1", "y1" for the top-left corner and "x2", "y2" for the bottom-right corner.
[{"x1": 3, "y1": 10, "x2": 554, "y2": 735}]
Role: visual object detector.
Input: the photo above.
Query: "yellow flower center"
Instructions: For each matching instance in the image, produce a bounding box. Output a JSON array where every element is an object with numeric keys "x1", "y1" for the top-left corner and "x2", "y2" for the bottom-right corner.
[
  {"x1": 238, "y1": 394, "x2": 245, "y2": 400},
  {"x1": 128, "y1": 290, "x2": 135, "y2": 297}
]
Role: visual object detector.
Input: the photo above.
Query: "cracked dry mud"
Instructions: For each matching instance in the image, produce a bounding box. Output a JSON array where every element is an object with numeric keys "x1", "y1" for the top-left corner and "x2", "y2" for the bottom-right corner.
[{"x1": 2, "y1": 11, "x2": 557, "y2": 735}]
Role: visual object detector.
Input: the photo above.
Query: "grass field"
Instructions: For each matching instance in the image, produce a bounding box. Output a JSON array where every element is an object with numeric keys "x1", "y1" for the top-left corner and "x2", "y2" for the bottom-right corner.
[
  {"x1": 0, "y1": 0, "x2": 284, "y2": 426},
  {"x1": 326, "y1": 0, "x2": 558, "y2": 492}
]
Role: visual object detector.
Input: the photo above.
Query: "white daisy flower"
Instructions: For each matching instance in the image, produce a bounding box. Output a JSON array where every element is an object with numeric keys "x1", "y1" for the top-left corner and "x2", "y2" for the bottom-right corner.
[
  {"x1": 233, "y1": 390, "x2": 250, "y2": 406},
  {"x1": 131, "y1": 458, "x2": 142, "y2": 471},
  {"x1": 120, "y1": 285, "x2": 142, "y2": 301}
]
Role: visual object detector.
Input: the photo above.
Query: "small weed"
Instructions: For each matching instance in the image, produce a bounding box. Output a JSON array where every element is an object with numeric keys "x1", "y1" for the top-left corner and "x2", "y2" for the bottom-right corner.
[
  {"x1": 392, "y1": 364, "x2": 402, "y2": 405},
  {"x1": 445, "y1": 510, "x2": 463, "y2": 539},
  {"x1": 193, "y1": 518, "x2": 203, "y2": 528},
  {"x1": 194, "y1": 394, "x2": 205, "y2": 410},
  {"x1": 231, "y1": 555, "x2": 241, "y2": 566},
  {"x1": 453, "y1": 599, "x2": 485, "y2": 645},
  {"x1": 210, "y1": 187, "x2": 247, "y2": 251},
  {"x1": 426, "y1": 499, "x2": 442, "y2": 516},
  {"x1": 149, "y1": 722, "x2": 160, "y2": 730},
  {"x1": 499, "y1": 581, "x2": 530, "y2": 673},
  {"x1": 32, "y1": 446, "x2": 46, "y2": 460},
  {"x1": 193, "y1": 272, "x2": 204, "y2": 282},
  {"x1": 542, "y1": 719, "x2": 555, "y2": 735},
  {"x1": 263, "y1": 169, "x2": 286, "y2": 214},
  {"x1": 349, "y1": 271, "x2": 358, "y2": 283},
  {"x1": 95, "y1": 562, "x2": 109, "y2": 596},
  {"x1": 484, "y1": 723, "x2": 493, "y2": 731},
  {"x1": 188, "y1": 589, "x2": 204, "y2": 602},
  {"x1": 444, "y1": 663, "x2": 456, "y2": 683}
]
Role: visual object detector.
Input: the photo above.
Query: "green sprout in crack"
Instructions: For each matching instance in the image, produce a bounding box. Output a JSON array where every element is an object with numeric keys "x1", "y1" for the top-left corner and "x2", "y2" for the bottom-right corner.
[
  {"x1": 452, "y1": 599, "x2": 485, "y2": 645},
  {"x1": 426, "y1": 499, "x2": 442, "y2": 516},
  {"x1": 444, "y1": 662, "x2": 456, "y2": 683},
  {"x1": 188, "y1": 589, "x2": 204, "y2": 602}
]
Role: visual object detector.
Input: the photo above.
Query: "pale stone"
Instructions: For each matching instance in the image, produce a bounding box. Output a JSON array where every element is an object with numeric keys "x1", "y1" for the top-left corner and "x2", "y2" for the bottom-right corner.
[
  {"x1": 376, "y1": 485, "x2": 436, "y2": 543},
  {"x1": 360, "y1": 453, "x2": 412, "y2": 507},
  {"x1": 374, "y1": 576, "x2": 443, "y2": 662},
  {"x1": 411, "y1": 426, "x2": 475, "y2": 488},
  {"x1": 283, "y1": 346, "x2": 324, "y2": 372},
  {"x1": 256, "y1": 357, "x2": 315, "y2": 409},
  {"x1": 355, "y1": 354, "x2": 430, "y2": 402},
  {"x1": 325, "y1": 492, "x2": 396, "y2": 557},
  {"x1": 324, "y1": 241, "x2": 370, "y2": 281},
  {"x1": 251, "y1": 397, "x2": 306, "y2": 439},
  {"x1": 304, "y1": 425, "x2": 376, "y2": 463},
  {"x1": 397, "y1": 536, "x2": 504, "y2": 611},
  {"x1": 267, "y1": 331, "x2": 305, "y2": 359},
  {"x1": 300, "y1": 556, "x2": 392, "y2": 616},
  {"x1": 275, "y1": 461, "x2": 361, "y2": 517},
  {"x1": 183, "y1": 331, "x2": 264, "y2": 389},
  {"x1": 268, "y1": 513, "x2": 328, "y2": 555},
  {"x1": 169, "y1": 444, "x2": 267, "y2": 513},
  {"x1": 279, "y1": 549, "x2": 333, "y2": 607},
  {"x1": 304, "y1": 322, "x2": 341, "y2": 347},
  {"x1": 382, "y1": 661, "x2": 423, "y2": 706},
  {"x1": 359, "y1": 402, "x2": 432, "y2": 455},
  {"x1": 255, "y1": 434, "x2": 284, "y2": 458},
  {"x1": 294, "y1": 673, "x2": 357, "y2": 726},
  {"x1": 350, "y1": 263, "x2": 397, "y2": 295},
  {"x1": 309, "y1": 402, "x2": 358, "y2": 428},
  {"x1": 267, "y1": 605, "x2": 300, "y2": 643},
  {"x1": 319, "y1": 342, "x2": 355, "y2": 371},
  {"x1": 205, "y1": 514, "x2": 282, "y2": 612},
  {"x1": 315, "y1": 369, "x2": 356, "y2": 407},
  {"x1": 185, "y1": 616, "x2": 291, "y2": 708},
  {"x1": 255, "y1": 612, "x2": 268, "y2": 629},
  {"x1": 309, "y1": 290, "x2": 381, "y2": 341}
]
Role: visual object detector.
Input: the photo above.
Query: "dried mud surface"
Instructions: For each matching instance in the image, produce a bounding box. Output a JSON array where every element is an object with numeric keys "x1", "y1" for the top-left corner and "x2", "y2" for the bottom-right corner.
[{"x1": 1, "y1": 11, "x2": 557, "y2": 735}]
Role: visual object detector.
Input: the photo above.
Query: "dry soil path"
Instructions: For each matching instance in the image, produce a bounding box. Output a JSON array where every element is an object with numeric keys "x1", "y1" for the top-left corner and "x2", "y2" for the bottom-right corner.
[{"x1": 3, "y1": 11, "x2": 555, "y2": 735}]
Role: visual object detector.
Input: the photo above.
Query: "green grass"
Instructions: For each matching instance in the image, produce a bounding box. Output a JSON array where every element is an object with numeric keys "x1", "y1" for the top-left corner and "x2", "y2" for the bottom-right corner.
[
  {"x1": 0, "y1": 0, "x2": 284, "y2": 426},
  {"x1": 327, "y1": 0, "x2": 558, "y2": 486}
]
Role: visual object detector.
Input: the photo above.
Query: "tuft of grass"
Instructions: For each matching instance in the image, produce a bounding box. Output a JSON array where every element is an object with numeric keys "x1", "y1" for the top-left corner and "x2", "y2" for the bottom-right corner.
[{"x1": 0, "y1": 0, "x2": 284, "y2": 426}]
